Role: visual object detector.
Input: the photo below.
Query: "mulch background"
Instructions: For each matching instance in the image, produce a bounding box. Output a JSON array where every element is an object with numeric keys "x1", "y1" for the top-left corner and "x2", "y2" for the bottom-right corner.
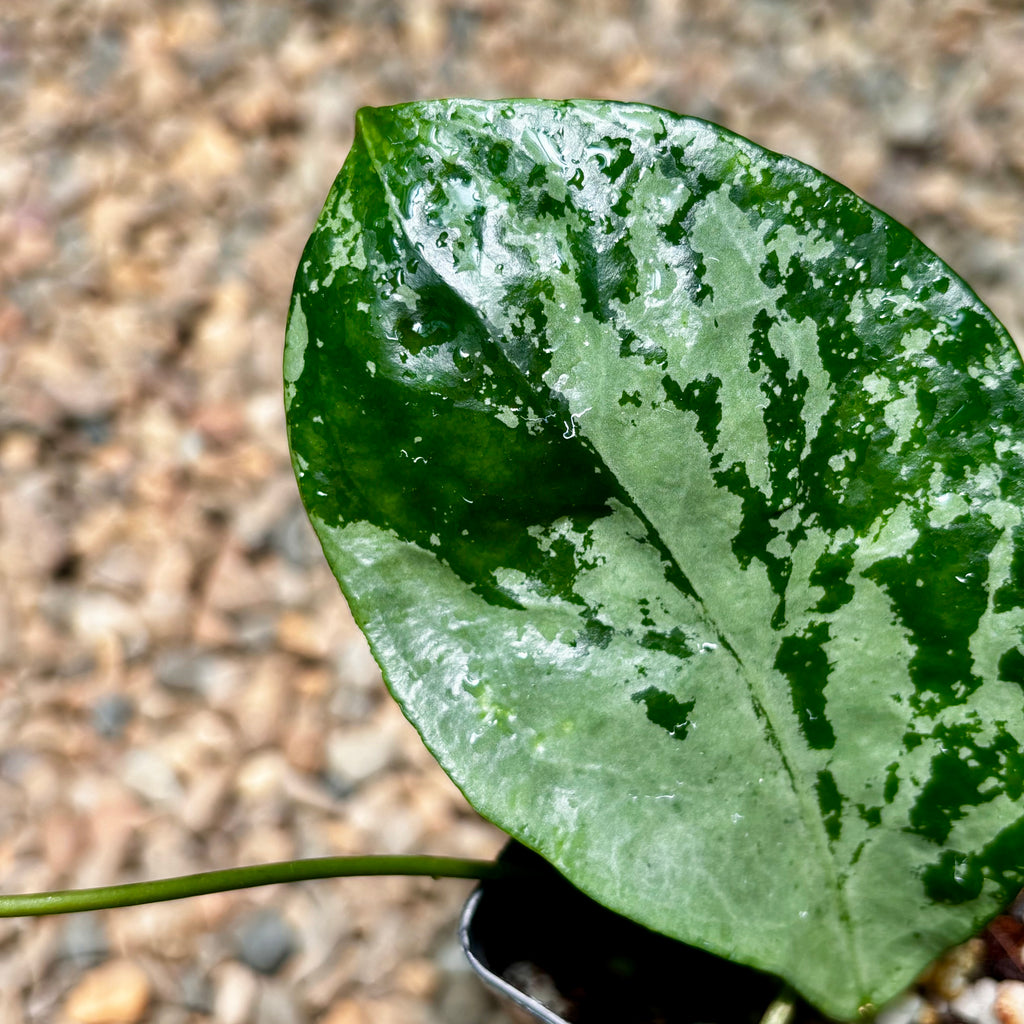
[{"x1": 2, "y1": 2, "x2": 1023, "y2": 1022}]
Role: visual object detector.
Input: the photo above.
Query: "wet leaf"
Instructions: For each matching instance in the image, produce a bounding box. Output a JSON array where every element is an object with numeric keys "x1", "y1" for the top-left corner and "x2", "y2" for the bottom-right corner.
[{"x1": 285, "y1": 99, "x2": 1024, "y2": 1019}]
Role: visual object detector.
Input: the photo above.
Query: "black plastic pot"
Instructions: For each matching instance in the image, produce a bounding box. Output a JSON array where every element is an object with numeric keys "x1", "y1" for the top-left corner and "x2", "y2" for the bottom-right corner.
[{"x1": 459, "y1": 841, "x2": 787, "y2": 1024}]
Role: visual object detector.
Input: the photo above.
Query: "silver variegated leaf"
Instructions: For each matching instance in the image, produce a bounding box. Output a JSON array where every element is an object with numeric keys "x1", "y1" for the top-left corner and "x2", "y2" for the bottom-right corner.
[{"x1": 285, "y1": 99, "x2": 1024, "y2": 1019}]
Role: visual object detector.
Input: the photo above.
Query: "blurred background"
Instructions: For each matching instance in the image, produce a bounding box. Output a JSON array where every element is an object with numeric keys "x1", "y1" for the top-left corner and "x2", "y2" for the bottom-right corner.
[{"x1": 2, "y1": 2, "x2": 1023, "y2": 1022}]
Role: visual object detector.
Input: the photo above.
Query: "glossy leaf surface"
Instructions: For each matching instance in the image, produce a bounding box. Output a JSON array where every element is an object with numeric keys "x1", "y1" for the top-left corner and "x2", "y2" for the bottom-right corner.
[{"x1": 285, "y1": 99, "x2": 1024, "y2": 1019}]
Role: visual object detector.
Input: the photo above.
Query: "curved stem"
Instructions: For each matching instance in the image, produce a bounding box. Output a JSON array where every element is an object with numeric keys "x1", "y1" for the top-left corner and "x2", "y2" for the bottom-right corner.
[{"x1": 0, "y1": 855, "x2": 517, "y2": 917}]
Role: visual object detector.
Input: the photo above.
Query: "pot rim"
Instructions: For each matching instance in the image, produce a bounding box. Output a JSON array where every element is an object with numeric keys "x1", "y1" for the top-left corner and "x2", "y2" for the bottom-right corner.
[{"x1": 459, "y1": 884, "x2": 569, "y2": 1024}]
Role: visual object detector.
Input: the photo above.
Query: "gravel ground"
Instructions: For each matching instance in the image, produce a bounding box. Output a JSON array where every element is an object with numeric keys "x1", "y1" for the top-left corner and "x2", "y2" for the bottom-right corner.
[{"x1": 2, "y1": 2, "x2": 1024, "y2": 1023}]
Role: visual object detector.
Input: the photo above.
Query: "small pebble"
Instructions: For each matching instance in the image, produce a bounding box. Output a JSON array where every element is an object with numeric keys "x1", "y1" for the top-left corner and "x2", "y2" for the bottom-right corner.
[
  {"x1": 320, "y1": 1001, "x2": 370, "y2": 1024},
  {"x1": 256, "y1": 982, "x2": 308, "y2": 1024},
  {"x1": 276, "y1": 609, "x2": 332, "y2": 660},
  {"x1": 875, "y1": 992, "x2": 924, "y2": 1024},
  {"x1": 154, "y1": 648, "x2": 215, "y2": 696},
  {"x1": 321, "y1": 996, "x2": 430, "y2": 1024},
  {"x1": 395, "y1": 958, "x2": 440, "y2": 1000},
  {"x1": 270, "y1": 505, "x2": 322, "y2": 567},
  {"x1": 997, "y1": 981, "x2": 1024, "y2": 1024},
  {"x1": 949, "y1": 976, "x2": 1000, "y2": 1024},
  {"x1": 178, "y1": 966, "x2": 212, "y2": 1014},
  {"x1": 235, "y1": 908, "x2": 298, "y2": 975},
  {"x1": 921, "y1": 938, "x2": 986, "y2": 1001},
  {"x1": 325, "y1": 724, "x2": 400, "y2": 790},
  {"x1": 212, "y1": 961, "x2": 258, "y2": 1024},
  {"x1": 437, "y1": 971, "x2": 498, "y2": 1024},
  {"x1": 61, "y1": 915, "x2": 109, "y2": 968},
  {"x1": 63, "y1": 958, "x2": 151, "y2": 1024},
  {"x1": 91, "y1": 694, "x2": 135, "y2": 740},
  {"x1": 119, "y1": 748, "x2": 182, "y2": 805}
]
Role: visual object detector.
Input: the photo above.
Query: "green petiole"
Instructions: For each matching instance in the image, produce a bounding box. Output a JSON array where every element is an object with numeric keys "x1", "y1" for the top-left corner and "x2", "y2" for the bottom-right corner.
[{"x1": 0, "y1": 855, "x2": 515, "y2": 917}]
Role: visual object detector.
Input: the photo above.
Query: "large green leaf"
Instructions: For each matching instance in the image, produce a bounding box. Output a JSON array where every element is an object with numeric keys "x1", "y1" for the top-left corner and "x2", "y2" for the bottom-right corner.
[{"x1": 284, "y1": 99, "x2": 1024, "y2": 1019}]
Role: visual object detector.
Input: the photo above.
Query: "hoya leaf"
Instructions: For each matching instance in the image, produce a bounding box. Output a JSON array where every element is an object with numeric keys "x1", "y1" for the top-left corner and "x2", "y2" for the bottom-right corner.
[{"x1": 285, "y1": 99, "x2": 1024, "y2": 1019}]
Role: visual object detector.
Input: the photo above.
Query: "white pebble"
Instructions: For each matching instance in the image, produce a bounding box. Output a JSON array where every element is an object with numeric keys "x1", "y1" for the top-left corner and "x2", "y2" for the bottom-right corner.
[
  {"x1": 875, "y1": 992, "x2": 924, "y2": 1024},
  {"x1": 996, "y1": 981, "x2": 1024, "y2": 1024},
  {"x1": 950, "y1": 977, "x2": 1001, "y2": 1024}
]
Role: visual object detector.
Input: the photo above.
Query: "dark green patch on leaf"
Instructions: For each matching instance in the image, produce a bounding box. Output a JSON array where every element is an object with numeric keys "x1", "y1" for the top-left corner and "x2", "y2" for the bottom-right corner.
[
  {"x1": 816, "y1": 769, "x2": 845, "y2": 842},
  {"x1": 774, "y1": 622, "x2": 835, "y2": 751},
  {"x1": 631, "y1": 686, "x2": 697, "y2": 742}
]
